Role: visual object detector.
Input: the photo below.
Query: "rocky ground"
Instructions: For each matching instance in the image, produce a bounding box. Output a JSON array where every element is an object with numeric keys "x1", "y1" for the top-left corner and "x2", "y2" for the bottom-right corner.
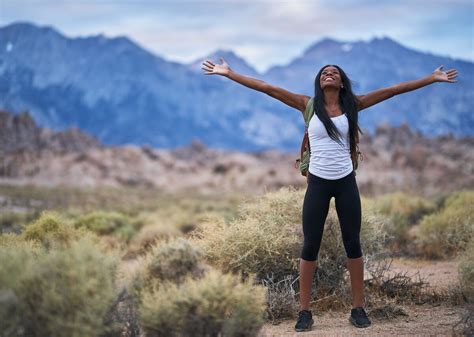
[{"x1": 259, "y1": 258, "x2": 469, "y2": 336}]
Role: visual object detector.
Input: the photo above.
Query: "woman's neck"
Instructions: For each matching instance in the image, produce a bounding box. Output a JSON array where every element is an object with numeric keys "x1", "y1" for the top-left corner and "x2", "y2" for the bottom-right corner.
[{"x1": 324, "y1": 88, "x2": 340, "y2": 107}]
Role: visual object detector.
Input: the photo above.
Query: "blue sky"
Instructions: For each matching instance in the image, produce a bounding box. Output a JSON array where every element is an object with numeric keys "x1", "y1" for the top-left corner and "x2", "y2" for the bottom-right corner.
[{"x1": 1, "y1": 0, "x2": 473, "y2": 73}]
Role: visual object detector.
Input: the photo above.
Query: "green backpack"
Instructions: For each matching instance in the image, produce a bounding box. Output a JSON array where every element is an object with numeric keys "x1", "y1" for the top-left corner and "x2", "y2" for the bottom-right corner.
[{"x1": 295, "y1": 97, "x2": 363, "y2": 177}]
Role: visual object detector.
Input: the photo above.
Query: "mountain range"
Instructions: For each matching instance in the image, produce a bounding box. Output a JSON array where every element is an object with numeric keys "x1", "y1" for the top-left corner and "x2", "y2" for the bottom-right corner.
[{"x1": 0, "y1": 22, "x2": 472, "y2": 151}]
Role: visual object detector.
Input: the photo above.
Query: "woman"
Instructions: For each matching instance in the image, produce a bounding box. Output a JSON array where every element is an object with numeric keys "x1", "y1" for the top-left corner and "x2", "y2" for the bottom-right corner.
[{"x1": 201, "y1": 58, "x2": 457, "y2": 332}]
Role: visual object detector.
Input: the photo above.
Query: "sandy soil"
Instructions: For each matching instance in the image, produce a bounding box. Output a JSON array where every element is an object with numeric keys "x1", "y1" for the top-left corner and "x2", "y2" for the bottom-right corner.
[
  {"x1": 258, "y1": 258, "x2": 469, "y2": 337},
  {"x1": 386, "y1": 257, "x2": 460, "y2": 291},
  {"x1": 259, "y1": 304, "x2": 465, "y2": 336}
]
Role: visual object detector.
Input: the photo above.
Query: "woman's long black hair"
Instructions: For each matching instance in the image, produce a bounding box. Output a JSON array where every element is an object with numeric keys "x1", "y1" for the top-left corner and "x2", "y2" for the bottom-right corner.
[{"x1": 313, "y1": 64, "x2": 364, "y2": 155}]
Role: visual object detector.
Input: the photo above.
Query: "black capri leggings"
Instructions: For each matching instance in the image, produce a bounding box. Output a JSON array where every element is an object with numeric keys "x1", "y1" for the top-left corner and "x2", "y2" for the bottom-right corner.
[{"x1": 301, "y1": 170, "x2": 363, "y2": 261}]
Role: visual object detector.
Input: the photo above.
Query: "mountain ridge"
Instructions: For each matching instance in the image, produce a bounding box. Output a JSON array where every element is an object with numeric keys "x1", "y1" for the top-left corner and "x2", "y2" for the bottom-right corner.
[
  {"x1": 1, "y1": 108, "x2": 472, "y2": 196},
  {"x1": 0, "y1": 21, "x2": 472, "y2": 152}
]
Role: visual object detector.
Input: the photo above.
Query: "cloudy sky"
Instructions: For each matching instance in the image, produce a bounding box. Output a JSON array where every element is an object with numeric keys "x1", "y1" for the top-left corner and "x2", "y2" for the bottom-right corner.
[{"x1": 1, "y1": 0, "x2": 473, "y2": 73}]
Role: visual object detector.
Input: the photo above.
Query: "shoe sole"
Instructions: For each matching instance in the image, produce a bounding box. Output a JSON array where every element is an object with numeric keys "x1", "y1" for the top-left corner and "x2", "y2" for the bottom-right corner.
[
  {"x1": 349, "y1": 316, "x2": 371, "y2": 328},
  {"x1": 295, "y1": 318, "x2": 314, "y2": 332}
]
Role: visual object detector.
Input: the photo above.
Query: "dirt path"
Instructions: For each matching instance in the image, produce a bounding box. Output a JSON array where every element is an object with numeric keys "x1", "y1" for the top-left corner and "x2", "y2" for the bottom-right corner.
[
  {"x1": 259, "y1": 258, "x2": 467, "y2": 336},
  {"x1": 259, "y1": 303, "x2": 465, "y2": 336},
  {"x1": 386, "y1": 257, "x2": 460, "y2": 291}
]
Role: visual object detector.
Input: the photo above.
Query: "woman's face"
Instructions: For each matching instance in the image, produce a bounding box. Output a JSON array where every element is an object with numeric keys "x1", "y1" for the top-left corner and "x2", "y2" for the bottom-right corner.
[{"x1": 319, "y1": 66, "x2": 342, "y2": 90}]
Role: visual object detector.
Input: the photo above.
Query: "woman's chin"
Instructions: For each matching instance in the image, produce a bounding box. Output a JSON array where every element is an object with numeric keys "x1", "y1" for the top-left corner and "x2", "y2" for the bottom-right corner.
[{"x1": 321, "y1": 83, "x2": 340, "y2": 90}]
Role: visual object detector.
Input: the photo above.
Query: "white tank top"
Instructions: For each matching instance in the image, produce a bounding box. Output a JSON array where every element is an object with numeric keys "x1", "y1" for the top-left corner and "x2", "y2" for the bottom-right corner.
[{"x1": 307, "y1": 113, "x2": 353, "y2": 180}]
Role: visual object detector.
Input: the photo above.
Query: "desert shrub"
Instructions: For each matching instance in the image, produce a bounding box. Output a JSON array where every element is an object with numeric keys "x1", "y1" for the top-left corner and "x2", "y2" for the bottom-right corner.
[
  {"x1": 0, "y1": 237, "x2": 119, "y2": 337},
  {"x1": 365, "y1": 257, "x2": 466, "y2": 309},
  {"x1": 190, "y1": 187, "x2": 388, "y2": 314},
  {"x1": 134, "y1": 237, "x2": 206, "y2": 294},
  {"x1": 376, "y1": 192, "x2": 437, "y2": 225},
  {"x1": 191, "y1": 187, "x2": 387, "y2": 279},
  {"x1": 0, "y1": 232, "x2": 29, "y2": 247},
  {"x1": 459, "y1": 242, "x2": 474, "y2": 303},
  {"x1": 365, "y1": 261, "x2": 429, "y2": 304},
  {"x1": 374, "y1": 192, "x2": 436, "y2": 249},
  {"x1": 369, "y1": 302, "x2": 409, "y2": 320},
  {"x1": 261, "y1": 274, "x2": 298, "y2": 323},
  {"x1": 138, "y1": 268, "x2": 266, "y2": 337},
  {"x1": 127, "y1": 224, "x2": 181, "y2": 258},
  {"x1": 73, "y1": 210, "x2": 142, "y2": 243},
  {"x1": 0, "y1": 239, "x2": 41, "y2": 337},
  {"x1": 145, "y1": 196, "x2": 241, "y2": 233},
  {"x1": 457, "y1": 306, "x2": 474, "y2": 337},
  {"x1": 135, "y1": 207, "x2": 198, "y2": 236},
  {"x1": 417, "y1": 190, "x2": 474, "y2": 258},
  {"x1": 189, "y1": 186, "x2": 304, "y2": 282},
  {"x1": 21, "y1": 210, "x2": 85, "y2": 247}
]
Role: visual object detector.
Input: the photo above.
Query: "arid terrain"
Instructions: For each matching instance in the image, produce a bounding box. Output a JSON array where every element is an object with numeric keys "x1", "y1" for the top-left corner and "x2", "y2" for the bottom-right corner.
[
  {"x1": 1, "y1": 110, "x2": 473, "y2": 197},
  {"x1": 1, "y1": 110, "x2": 473, "y2": 336},
  {"x1": 259, "y1": 258, "x2": 467, "y2": 336}
]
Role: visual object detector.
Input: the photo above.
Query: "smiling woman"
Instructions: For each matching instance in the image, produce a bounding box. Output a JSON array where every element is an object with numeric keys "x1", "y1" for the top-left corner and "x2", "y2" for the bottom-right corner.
[{"x1": 201, "y1": 56, "x2": 458, "y2": 332}]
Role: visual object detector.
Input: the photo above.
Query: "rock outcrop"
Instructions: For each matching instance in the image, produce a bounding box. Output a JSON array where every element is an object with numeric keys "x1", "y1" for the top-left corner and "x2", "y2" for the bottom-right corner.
[{"x1": 1, "y1": 110, "x2": 472, "y2": 197}]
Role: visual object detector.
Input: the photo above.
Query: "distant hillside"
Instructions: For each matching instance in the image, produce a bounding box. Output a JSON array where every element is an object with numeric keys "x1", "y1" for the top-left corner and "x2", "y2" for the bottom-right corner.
[
  {"x1": 0, "y1": 22, "x2": 472, "y2": 152},
  {"x1": 0, "y1": 110, "x2": 101, "y2": 154},
  {"x1": 1, "y1": 110, "x2": 472, "y2": 197}
]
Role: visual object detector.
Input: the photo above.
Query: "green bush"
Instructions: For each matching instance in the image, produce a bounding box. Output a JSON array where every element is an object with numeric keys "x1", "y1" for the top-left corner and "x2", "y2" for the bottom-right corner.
[
  {"x1": 73, "y1": 210, "x2": 141, "y2": 242},
  {"x1": 22, "y1": 210, "x2": 85, "y2": 247},
  {"x1": 0, "y1": 232, "x2": 30, "y2": 247},
  {"x1": 189, "y1": 186, "x2": 304, "y2": 281},
  {"x1": 134, "y1": 237, "x2": 206, "y2": 294},
  {"x1": 127, "y1": 224, "x2": 181, "y2": 257},
  {"x1": 459, "y1": 242, "x2": 474, "y2": 303},
  {"x1": 189, "y1": 187, "x2": 388, "y2": 313},
  {"x1": 374, "y1": 192, "x2": 436, "y2": 248},
  {"x1": 418, "y1": 190, "x2": 474, "y2": 257},
  {"x1": 138, "y1": 268, "x2": 266, "y2": 337},
  {"x1": 0, "y1": 237, "x2": 119, "y2": 337},
  {"x1": 0, "y1": 239, "x2": 40, "y2": 337}
]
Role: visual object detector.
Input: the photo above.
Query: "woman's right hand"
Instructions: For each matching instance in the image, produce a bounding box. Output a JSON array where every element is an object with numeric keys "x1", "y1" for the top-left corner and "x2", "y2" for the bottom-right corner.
[
  {"x1": 201, "y1": 57, "x2": 231, "y2": 77},
  {"x1": 201, "y1": 56, "x2": 308, "y2": 112}
]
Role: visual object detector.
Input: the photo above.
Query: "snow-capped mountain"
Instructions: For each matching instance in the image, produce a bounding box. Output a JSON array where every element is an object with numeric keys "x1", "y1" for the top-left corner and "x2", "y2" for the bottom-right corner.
[{"x1": 0, "y1": 22, "x2": 472, "y2": 151}]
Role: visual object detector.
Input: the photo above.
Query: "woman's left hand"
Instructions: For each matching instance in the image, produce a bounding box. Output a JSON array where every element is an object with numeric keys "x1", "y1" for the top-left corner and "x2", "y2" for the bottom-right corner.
[{"x1": 432, "y1": 65, "x2": 458, "y2": 83}]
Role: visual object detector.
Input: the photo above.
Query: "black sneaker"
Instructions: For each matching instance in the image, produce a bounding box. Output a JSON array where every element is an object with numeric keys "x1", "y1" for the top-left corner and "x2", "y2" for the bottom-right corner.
[
  {"x1": 295, "y1": 309, "x2": 314, "y2": 332},
  {"x1": 349, "y1": 306, "x2": 371, "y2": 328}
]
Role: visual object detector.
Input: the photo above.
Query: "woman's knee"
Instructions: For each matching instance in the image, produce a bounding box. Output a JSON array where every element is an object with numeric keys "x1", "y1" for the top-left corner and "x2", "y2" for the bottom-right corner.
[
  {"x1": 301, "y1": 240, "x2": 320, "y2": 261},
  {"x1": 344, "y1": 238, "x2": 363, "y2": 259}
]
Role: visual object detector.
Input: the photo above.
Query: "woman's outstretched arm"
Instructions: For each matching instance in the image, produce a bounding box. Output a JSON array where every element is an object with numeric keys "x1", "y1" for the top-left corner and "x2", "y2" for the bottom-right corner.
[
  {"x1": 202, "y1": 57, "x2": 309, "y2": 112},
  {"x1": 356, "y1": 65, "x2": 458, "y2": 111}
]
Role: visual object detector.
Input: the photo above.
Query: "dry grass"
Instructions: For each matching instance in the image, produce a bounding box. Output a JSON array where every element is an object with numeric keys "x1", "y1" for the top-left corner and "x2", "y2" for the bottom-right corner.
[
  {"x1": 189, "y1": 186, "x2": 305, "y2": 282},
  {"x1": 189, "y1": 186, "x2": 390, "y2": 317},
  {"x1": 133, "y1": 237, "x2": 208, "y2": 298},
  {"x1": 458, "y1": 242, "x2": 474, "y2": 303},
  {"x1": 72, "y1": 210, "x2": 143, "y2": 243},
  {"x1": 21, "y1": 210, "x2": 87, "y2": 247},
  {"x1": 0, "y1": 237, "x2": 119, "y2": 337},
  {"x1": 373, "y1": 191, "x2": 437, "y2": 253},
  {"x1": 417, "y1": 190, "x2": 474, "y2": 258},
  {"x1": 138, "y1": 268, "x2": 267, "y2": 337}
]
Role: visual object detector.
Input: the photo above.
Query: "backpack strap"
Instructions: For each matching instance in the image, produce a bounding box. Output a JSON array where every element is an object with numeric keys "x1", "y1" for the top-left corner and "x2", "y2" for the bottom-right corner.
[
  {"x1": 298, "y1": 97, "x2": 315, "y2": 177},
  {"x1": 303, "y1": 97, "x2": 315, "y2": 129}
]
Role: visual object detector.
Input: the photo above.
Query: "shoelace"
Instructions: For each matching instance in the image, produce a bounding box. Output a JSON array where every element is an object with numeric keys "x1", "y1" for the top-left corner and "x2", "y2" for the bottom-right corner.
[
  {"x1": 354, "y1": 308, "x2": 368, "y2": 319},
  {"x1": 297, "y1": 310, "x2": 311, "y2": 323}
]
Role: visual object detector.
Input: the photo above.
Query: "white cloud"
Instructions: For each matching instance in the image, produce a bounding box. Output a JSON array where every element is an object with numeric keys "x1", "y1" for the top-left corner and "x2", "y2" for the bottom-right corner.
[{"x1": 1, "y1": 0, "x2": 472, "y2": 72}]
